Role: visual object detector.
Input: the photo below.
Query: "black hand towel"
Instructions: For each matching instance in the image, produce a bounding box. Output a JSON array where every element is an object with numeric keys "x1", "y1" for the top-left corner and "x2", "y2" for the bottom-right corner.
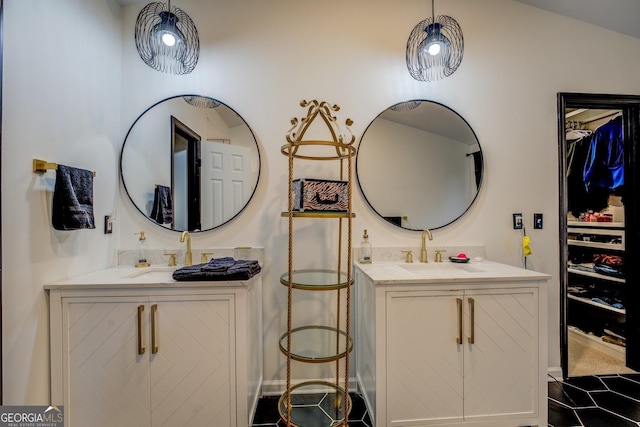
[
  {"x1": 150, "y1": 184, "x2": 173, "y2": 224},
  {"x1": 52, "y1": 164, "x2": 95, "y2": 230},
  {"x1": 201, "y1": 256, "x2": 236, "y2": 271},
  {"x1": 172, "y1": 258, "x2": 262, "y2": 281}
]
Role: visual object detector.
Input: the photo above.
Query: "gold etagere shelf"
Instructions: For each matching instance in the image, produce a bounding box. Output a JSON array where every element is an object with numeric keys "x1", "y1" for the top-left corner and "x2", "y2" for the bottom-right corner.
[
  {"x1": 279, "y1": 100, "x2": 356, "y2": 427},
  {"x1": 280, "y1": 211, "x2": 355, "y2": 219}
]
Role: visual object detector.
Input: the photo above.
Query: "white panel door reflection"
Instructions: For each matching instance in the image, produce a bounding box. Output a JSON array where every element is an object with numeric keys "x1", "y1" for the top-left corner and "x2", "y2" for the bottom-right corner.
[{"x1": 201, "y1": 141, "x2": 252, "y2": 230}]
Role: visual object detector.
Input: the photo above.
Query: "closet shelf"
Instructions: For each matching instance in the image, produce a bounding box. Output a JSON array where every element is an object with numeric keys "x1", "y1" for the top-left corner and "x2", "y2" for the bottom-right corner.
[
  {"x1": 568, "y1": 221, "x2": 624, "y2": 229},
  {"x1": 568, "y1": 264, "x2": 625, "y2": 283},
  {"x1": 567, "y1": 224, "x2": 624, "y2": 250},
  {"x1": 567, "y1": 240, "x2": 624, "y2": 251},
  {"x1": 568, "y1": 294, "x2": 625, "y2": 314}
]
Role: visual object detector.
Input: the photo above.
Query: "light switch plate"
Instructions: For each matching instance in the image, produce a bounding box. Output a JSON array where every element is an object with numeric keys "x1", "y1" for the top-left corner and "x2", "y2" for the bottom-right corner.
[
  {"x1": 513, "y1": 213, "x2": 523, "y2": 229},
  {"x1": 534, "y1": 213, "x2": 543, "y2": 229}
]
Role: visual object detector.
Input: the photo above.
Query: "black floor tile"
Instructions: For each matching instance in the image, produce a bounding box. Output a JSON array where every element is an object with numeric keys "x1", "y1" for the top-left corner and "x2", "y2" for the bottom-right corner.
[
  {"x1": 549, "y1": 399, "x2": 582, "y2": 427},
  {"x1": 590, "y1": 390, "x2": 640, "y2": 422},
  {"x1": 549, "y1": 381, "x2": 596, "y2": 408},
  {"x1": 287, "y1": 405, "x2": 334, "y2": 427},
  {"x1": 576, "y1": 407, "x2": 639, "y2": 427},
  {"x1": 564, "y1": 376, "x2": 608, "y2": 392},
  {"x1": 254, "y1": 375, "x2": 640, "y2": 427},
  {"x1": 252, "y1": 396, "x2": 281, "y2": 425},
  {"x1": 622, "y1": 373, "x2": 640, "y2": 383},
  {"x1": 547, "y1": 374, "x2": 640, "y2": 427},
  {"x1": 253, "y1": 393, "x2": 366, "y2": 427},
  {"x1": 601, "y1": 376, "x2": 640, "y2": 400},
  {"x1": 348, "y1": 394, "x2": 368, "y2": 421}
]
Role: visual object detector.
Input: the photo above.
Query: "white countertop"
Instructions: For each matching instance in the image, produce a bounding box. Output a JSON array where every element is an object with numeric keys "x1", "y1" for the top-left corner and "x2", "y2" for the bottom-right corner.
[
  {"x1": 354, "y1": 260, "x2": 551, "y2": 285},
  {"x1": 44, "y1": 265, "x2": 259, "y2": 290}
]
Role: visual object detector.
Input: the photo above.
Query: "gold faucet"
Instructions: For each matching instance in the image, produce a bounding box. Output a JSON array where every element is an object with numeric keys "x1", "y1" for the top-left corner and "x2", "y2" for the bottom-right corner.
[
  {"x1": 180, "y1": 231, "x2": 192, "y2": 266},
  {"x1": 420, "y1": 229, "x2": 433, "y2": 263}
]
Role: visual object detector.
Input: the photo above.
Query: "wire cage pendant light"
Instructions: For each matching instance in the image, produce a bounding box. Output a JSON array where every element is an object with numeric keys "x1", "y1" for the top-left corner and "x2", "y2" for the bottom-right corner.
[
  {"x1": 135, "y1": 0, "x2": 200, "y2": 75},
  {"x1": 182, "y1": 96, "x2": 221, "y2": 108},
  {"x1": 390, "y1": 100, "x2": 422, "y2": 111},
  {"x1": 406, "y1": 0, "x2": 464, "y2": 82}
]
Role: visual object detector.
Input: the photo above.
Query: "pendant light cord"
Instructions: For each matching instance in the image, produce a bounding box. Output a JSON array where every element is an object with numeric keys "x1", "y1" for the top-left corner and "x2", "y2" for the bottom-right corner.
[{"x1": 431, "y1": 0, "x2": 435, "y2": 22}]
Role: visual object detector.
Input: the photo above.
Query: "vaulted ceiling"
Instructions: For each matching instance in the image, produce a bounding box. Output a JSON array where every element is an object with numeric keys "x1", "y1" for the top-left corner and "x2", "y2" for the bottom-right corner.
[
  {"x1": 119, "y1": 0, "x2": 640, "y2": 40},
  {"x1": 513, "y1": 0, "x2": 640, "y2": 39}
]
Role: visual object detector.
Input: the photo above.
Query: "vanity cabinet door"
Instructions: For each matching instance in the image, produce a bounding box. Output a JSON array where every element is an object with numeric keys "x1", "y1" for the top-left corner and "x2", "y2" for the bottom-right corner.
[
  {"x1": 386, "y1": 290, "x2": 464, "y2": 425},
  {"x1": 149, "y1": 295, "x2": 235, "y2": 427},
  {"x1": 60, "y1": 294, "x2": 237, "y2": 427},
  {"x1": 65, "y1": 297, "x2": 152, "y2": 427},
  {"x1": 385, "y1": 287, "x2": 539, "y2": 426},
  {"x1": 463, "y1": 288, "x2": 538, "y2": 421}
]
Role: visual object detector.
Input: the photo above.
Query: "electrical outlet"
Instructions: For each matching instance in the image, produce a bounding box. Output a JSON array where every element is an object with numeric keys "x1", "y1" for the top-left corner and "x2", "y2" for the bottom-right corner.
[
  {"x1": 513, "y1": 213, "x2": 523, "y2": 229},
  {"x1": 534, "y1": 213, "x2": 543, "y2": 229}
]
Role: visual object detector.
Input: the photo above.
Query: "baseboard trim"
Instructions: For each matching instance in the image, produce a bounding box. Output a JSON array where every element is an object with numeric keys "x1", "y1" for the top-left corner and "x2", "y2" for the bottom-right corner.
[
  {"x1": 548, "y1": 366, "x2": 563, "y2": 382},
  {"x1": 356, "y1": 374, "x2": 376, "y2": 426},
  {"x1": 248, "y1": 376, "x2": 263, "y2": 426}
]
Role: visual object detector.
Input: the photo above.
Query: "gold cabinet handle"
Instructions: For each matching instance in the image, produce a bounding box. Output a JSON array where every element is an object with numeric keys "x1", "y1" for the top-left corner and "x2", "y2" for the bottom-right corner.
[
  {"x1": 137, "y1": 305, "x2": 145, "y2": 355},
  {"x1": 467, "y1": 297, "x2": 475, "y2": 344},
  {"x1": 456, "y1": 298, "x2": 463, "y2": 344},
  {"x1": 151, "y1": 304, "x2": 159, "y2": 354}
]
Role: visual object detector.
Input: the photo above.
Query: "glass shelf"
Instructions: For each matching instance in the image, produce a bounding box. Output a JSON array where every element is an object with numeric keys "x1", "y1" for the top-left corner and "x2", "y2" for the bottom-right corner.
[
  {"x1": 280, "y1": 269, "x2": 352, "y2": 291},
  {"x1": 281, "y1": 211, "x2": 355, "y2": 218},
  {"x1": 278, "y1": 381, "x2": 352, "y2": 427},
  {"x1": 279, "y1": 325, "x2": 353, "y2": 363}
]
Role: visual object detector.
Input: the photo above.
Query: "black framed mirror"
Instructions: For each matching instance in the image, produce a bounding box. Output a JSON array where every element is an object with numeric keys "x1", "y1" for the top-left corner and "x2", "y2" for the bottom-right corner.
[
  {"x1": 120, "y1": 95, "x2": 261, "y2": 232},
  {"x1": 356, "y1": 100, "x2": 483, "y2": 230}
]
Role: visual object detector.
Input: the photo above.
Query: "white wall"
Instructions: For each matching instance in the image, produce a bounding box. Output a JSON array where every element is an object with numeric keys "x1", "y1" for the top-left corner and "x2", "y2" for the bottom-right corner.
[
  {"x1": 357, "y1": 117, "x2": 475, "y2": 228},
  {"x1": 4, "y1": 0, "x2": 640, "y2": 403},
  {"x1": 2, "y1": 0, "x2": 123, "y2": 403}
]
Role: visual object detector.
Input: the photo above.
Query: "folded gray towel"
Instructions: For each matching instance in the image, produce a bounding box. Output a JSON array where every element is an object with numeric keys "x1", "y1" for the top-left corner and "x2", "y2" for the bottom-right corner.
[
  {"x1": 52, "y1": 164, "x2": 95, "y2": 230},
  {"x1": 173, "y1": 258, "x2": 261, "y2": 281}
]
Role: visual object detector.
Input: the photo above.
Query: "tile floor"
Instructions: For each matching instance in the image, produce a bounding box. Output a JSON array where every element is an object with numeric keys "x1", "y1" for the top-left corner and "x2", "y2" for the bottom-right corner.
[
  {"x1": 253, "y1": 375, "x2": 640, "y2": 426},
  {"x1": 549, "y1": 374, "x2": 640, "y2": 426},
  {"x1": 251, "y1": 392, "x2": 372, "y2": 427}
]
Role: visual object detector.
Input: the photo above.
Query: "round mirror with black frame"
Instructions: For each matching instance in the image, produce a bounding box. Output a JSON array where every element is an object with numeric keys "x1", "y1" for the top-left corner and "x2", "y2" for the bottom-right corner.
[
  {"x1": 120, "y1": 95, "x2": 261, "y2": 232},
  {"x1": 356, "y1": 100, "x2": 483, "y2": 230}
]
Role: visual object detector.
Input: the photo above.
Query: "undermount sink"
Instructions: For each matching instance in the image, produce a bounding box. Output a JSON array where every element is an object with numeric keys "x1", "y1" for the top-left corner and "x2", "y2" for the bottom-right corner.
[
  {"x1": 400, "y1": 262, "x2": 484, "y2": 273},
  {"x1": 126, "y1": 267, "x2": 176, "y2": 279}
]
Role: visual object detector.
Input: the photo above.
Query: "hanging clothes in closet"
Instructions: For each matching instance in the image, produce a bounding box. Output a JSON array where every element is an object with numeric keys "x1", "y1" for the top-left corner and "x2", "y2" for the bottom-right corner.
[{"x1": 567, "y1": 114, "x2": 623, "y2": 217}]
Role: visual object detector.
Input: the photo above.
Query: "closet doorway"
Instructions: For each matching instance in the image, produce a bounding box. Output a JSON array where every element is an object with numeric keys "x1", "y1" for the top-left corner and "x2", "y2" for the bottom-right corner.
[
  {"x1": 559, "y1": 93, "x2": 640, "y2": 378},
  {"x1": 171, "y1": 116, "x2": 201, "y2": 232}
]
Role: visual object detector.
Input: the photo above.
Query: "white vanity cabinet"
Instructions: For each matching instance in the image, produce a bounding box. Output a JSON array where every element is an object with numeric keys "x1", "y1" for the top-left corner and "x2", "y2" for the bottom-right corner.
[
  {"x1": 355, "y1": 262, "x2": 549, "y2": 427},
  {"x1": 47, "y1": 272, "x2": 262, "y2": 427}
]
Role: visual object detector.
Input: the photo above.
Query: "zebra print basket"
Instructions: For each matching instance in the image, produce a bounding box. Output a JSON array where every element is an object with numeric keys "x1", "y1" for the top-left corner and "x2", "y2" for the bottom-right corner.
[{"x1": 292, "y1": 178, "x2": 348, "y2": 212}]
